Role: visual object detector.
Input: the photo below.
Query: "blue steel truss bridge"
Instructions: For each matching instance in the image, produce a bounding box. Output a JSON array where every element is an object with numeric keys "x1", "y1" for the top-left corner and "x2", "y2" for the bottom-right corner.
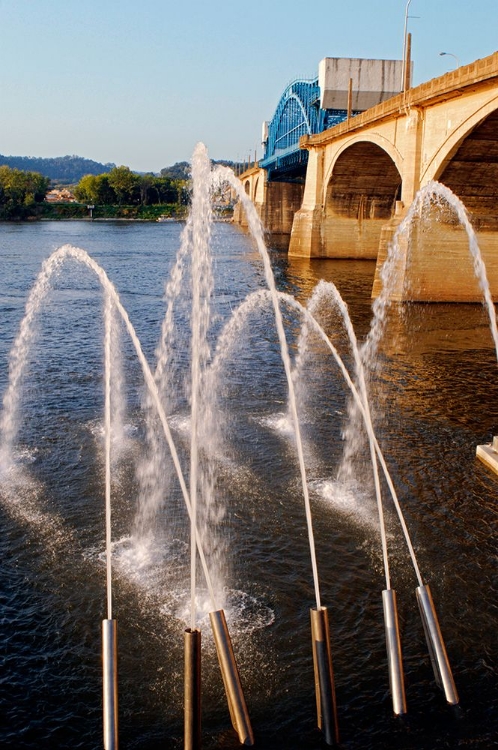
[
  {"x1": 259, "y1": 59, "x2": 405, "y2": 183},
  {"x1": 259, "y1": 77, "x2": 356, "y2": 182}
]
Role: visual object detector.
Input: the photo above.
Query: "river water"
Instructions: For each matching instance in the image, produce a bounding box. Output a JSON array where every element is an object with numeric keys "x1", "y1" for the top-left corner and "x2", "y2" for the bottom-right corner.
[{"x1": 0, "y1": 220, "x2": 496, "y2": 749}]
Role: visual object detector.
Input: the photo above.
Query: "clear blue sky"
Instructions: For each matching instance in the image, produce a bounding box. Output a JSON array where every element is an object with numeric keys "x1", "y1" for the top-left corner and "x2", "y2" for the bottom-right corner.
[{"x1": 0, "y1": 0, "x2": 496, "y2": 172}]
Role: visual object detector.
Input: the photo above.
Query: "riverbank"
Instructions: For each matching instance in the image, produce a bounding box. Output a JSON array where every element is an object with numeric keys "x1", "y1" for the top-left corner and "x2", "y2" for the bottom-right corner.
[
  {"x1": 38, "y1": 202, "x2": 189, "y2": 221},
  {"x1": 0, "y1": 202, "x2": 235, "y2": 222}
]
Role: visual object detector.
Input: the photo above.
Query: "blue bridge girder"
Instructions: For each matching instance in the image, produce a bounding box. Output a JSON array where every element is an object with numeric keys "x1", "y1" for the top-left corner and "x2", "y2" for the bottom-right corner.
[{"x1": 260, "y1": 77, "x2": 357, "y2": 181}]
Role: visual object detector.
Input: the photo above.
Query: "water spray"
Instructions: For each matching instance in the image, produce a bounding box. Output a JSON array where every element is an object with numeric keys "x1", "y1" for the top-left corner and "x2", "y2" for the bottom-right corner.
[
  {"x1": 283, "y1": 283, "x2": 459, "y2": 710},
  {"x1": 372, "y1": 185, "x2": 473, "y2": 706},
  {"x1": 0, "y1": 243, "x2": 252, "y2": 745},
  {"x1": 215, "y1": 165, "x2": 338, "y2": 743},
  {"x1": 103, "y1": 292, "x2": 118, "y2": 749},
  {"x1": 1, "y1": 159, "x2": 471, "y2": 750}
]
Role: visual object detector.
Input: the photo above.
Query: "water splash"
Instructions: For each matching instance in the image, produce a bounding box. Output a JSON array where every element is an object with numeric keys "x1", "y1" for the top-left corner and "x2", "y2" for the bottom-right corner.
[
  {"x1": 0, "y1": 243, "x2": 218, "y2": 611},
  {"x1": 214, "y1": 164, "x2": 323, "y2": 609},
  {"x1": 364, "y1": 180, "x2": 498, "y2": 370},
  {"x1": 288, "y1": 282, "x2": 424, "y2": 586},
  {"x1": 339, "y1": 181, "x2": 498, "y2": 519}
]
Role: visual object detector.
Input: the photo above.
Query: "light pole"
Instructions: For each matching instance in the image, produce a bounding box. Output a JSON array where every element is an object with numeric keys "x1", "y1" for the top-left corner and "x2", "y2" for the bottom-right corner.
[
  {"x1": 401, "y1": 0, "x2": 412, "y2": 91},
  {"x1": 439, "y1": 51, "x2": 460, "y2": 69}
]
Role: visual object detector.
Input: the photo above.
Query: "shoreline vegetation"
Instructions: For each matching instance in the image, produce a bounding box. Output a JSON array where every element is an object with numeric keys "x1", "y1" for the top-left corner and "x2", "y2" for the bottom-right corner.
[
  {"x1": 38, "y1": 202, "x2": 190, "y2": 222},
  {"x1": 0, "y1": 160, "x2": 236, "y2": 222}
]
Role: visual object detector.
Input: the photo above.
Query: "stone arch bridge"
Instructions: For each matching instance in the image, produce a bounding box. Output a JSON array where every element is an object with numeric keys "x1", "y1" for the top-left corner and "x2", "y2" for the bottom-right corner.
[{"x1": 237, "y1": 51, "x2": 498, "y2": 300}]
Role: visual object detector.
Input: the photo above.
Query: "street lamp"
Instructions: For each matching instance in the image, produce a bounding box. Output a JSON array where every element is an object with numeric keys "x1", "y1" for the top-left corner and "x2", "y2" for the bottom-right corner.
[
  {"x1": 401, "y1": 1, "x2": 420, "y2": 91},
  {"x1": 401, "y1": 0, "x2": 412, "y2": 90},
  {"x1": 439, "y1": 51, "x2": 460, "y2": 69}
]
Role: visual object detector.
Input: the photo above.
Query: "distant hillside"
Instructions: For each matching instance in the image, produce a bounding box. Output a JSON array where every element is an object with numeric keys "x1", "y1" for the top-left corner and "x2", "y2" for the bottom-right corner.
[
  {"x1": 0, "y1": 154, "x2": 244, "y2": 185},
  {"x1": 0, "y1": 154, "x2": 115, "y2": 184},
  {"x1": 160, "y1": 160, "x2": 242, "y2": 180}
]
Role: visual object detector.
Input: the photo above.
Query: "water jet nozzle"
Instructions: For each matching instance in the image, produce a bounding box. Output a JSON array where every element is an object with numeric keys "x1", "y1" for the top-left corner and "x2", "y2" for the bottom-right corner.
[
  {"x1": 416, "y1": 584, "x2": 459, "y2": 705},
  {"x1": 310, "y1": 607, "x2": 339, "y2": 745},
  {"x1": 209, "y1": 610, "x2": 254, "y2": 745},
  {"x1": 184, "y1": 628, "x2": 202, "y2": 750},
  {"x1": 102, "y1": 618, "x2": 119, "y2": 750},
  {"x1": 382, "y1": 590, "x2": 407, "y2": 716}
]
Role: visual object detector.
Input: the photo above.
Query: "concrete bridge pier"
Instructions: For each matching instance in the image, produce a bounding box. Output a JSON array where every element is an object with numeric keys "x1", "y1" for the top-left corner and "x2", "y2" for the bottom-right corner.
[
  {"x1": 288, "y1": 206, "x2": 324, "y2": 257},
  {"x1": 288, "y1": 135, "x2": 406, "y2": 260},
  {"x1": 232, "y1": 166, "x2": 264, "y2": 229},
  {"x1": 372, "y1": 215, "x2": 498, "y2": 301},
  {"x1": 234, "y1": 168, "x2": 303, "y2": 246},
  {"x1": 261, "y1": 181, "x2": 304, "y2": 247},
  {"x1": 373, "y1": 205, "x2": 495, "y2": 304},
  {"x1": 288, "y1": 148, "x2": 325, "y2": 257}
]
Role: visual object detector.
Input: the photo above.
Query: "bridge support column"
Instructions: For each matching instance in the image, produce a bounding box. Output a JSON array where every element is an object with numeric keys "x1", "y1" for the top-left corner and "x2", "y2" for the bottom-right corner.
[
  {"x1": 233, "y1": 167, "x2": 265, "y2": 229},
  {"x1": 288, "y1": 207, "x2": 323, "y2": 257},
  {"x1": 233, "y1": 200, "x2": 248, "y2": 227},
  {"x1": 373, "y1": 217, "x2": 498, "y2": 301},
  {"x1": 262, "y1": 181, "x2": 304, "y2": 247},
  {"x1": 289, "y1": 147, "x2": 324, "y2": 257},
  {"x1": 400, "y1": 108, "x2": 424, "y2": 208}
]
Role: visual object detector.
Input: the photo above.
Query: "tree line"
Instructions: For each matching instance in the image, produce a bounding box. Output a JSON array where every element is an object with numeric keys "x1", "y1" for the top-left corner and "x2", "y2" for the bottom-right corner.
[
  {"x1": 0, "y1": 163, "x2": 187, "y2": 219},
  {"x1": 74, "y1": 166, "x2": 185, "y2": 207},
  {"x1": 0, "y1": 166, "x2": 50, "y2": 219},
  {"x1": 0, "y1": 159, "x2": 239, "y2": 220}
]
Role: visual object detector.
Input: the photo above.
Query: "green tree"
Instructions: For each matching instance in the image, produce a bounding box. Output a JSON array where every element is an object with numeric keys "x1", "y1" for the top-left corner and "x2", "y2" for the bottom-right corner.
[
  {"x1": 74, "y1": 174, "x2": 99, "y2": 203},
  {"x1": 138, "y1": 173, "x2": 157, "y2": 205},
  {"x1": 0, "y1": 165, "x2": 49, "y2": 218},
  {"x1": 156, "y1": 176, "x2": 179, "y2": 203},
  {"x1": 93, "y1": 174, "x2": 116, "y2": 204},
  {"x1": 73, "y1": 167, "x2": 187, "y2": 215},
  {"x1": 75, "y1": 173, "x2": 116, "y2": 204},
  {"x1": 107, "y1": 165, "x2": 139, "y2": 205}
]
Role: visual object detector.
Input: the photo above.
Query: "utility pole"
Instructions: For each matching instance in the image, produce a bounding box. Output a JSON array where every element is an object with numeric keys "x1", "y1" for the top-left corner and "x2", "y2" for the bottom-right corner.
[{"x1": 404, "y1": 32, "x2": 412, "y2": 92}]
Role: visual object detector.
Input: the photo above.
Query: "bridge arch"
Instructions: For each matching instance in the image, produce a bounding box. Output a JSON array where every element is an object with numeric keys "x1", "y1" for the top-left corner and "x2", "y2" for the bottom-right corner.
[
  {"x1": 263, "y1": 80, "x2": 321, "y2": 158},
  {"x1": 323, "y1": 134, "x2": 403, "y2": 202},
  {"x1": 271, "y1": 92, "x2": 313, "y2": 153},
  {"x1": 422, "y1": 97, "x2": 498, "y2": 224},
  {"x1": 260, "y1": 78, "x2": 327, "y2": 182},
  {"x1": 325, "y1": 140, "x2": 402, "y2": 220},
  {"x1": 320, "y1": 140, "x2": 402, "y2": 258}
]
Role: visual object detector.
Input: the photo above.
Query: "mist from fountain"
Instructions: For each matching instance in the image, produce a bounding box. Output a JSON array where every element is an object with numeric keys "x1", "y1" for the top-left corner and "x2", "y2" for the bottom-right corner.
[
  {"x1": 214, "y1": 164, "x2": 323, "y2": 611},
  {"x1": 338, "y1": 180, "x2": 498, "y2": 507},
  {"x1": 0, "y1": 243, "x2": 218, "y2": 611},
  {"x1": 0, "y1": 150, "x2": 472, "y2": 743}
]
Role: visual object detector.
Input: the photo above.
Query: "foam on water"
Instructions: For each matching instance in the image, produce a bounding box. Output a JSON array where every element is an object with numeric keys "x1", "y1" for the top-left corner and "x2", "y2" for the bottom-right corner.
[
  {"x1": 312, "y1": 478, "x2": 380, "y2": 531},
  {"x1": 167, "y1": 413, "x2": 191, "y2": 437},
  {"x1": 0, "y1": 464, "x2": 76, "y2": 552},
  {"x1": 162, "y1": 587, "x2": 275, "y2": 634},
  {"x1": 257, "y1": 412, "x2": 295, "y2": 436},
  {"x1": 88, "y1": 417, "x2": 138, "y2": 453}
]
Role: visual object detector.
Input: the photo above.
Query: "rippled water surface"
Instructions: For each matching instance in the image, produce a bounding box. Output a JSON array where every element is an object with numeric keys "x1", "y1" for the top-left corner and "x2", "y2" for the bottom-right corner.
[{"x1": 0, "y1": 221, "x2": 497, "y2": 749}]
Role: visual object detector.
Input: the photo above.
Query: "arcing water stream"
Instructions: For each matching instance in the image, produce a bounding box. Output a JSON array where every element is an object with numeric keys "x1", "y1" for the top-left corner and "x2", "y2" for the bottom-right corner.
[{"x1": 0, "y1": 149, "x2": 496, "y2": 748}]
